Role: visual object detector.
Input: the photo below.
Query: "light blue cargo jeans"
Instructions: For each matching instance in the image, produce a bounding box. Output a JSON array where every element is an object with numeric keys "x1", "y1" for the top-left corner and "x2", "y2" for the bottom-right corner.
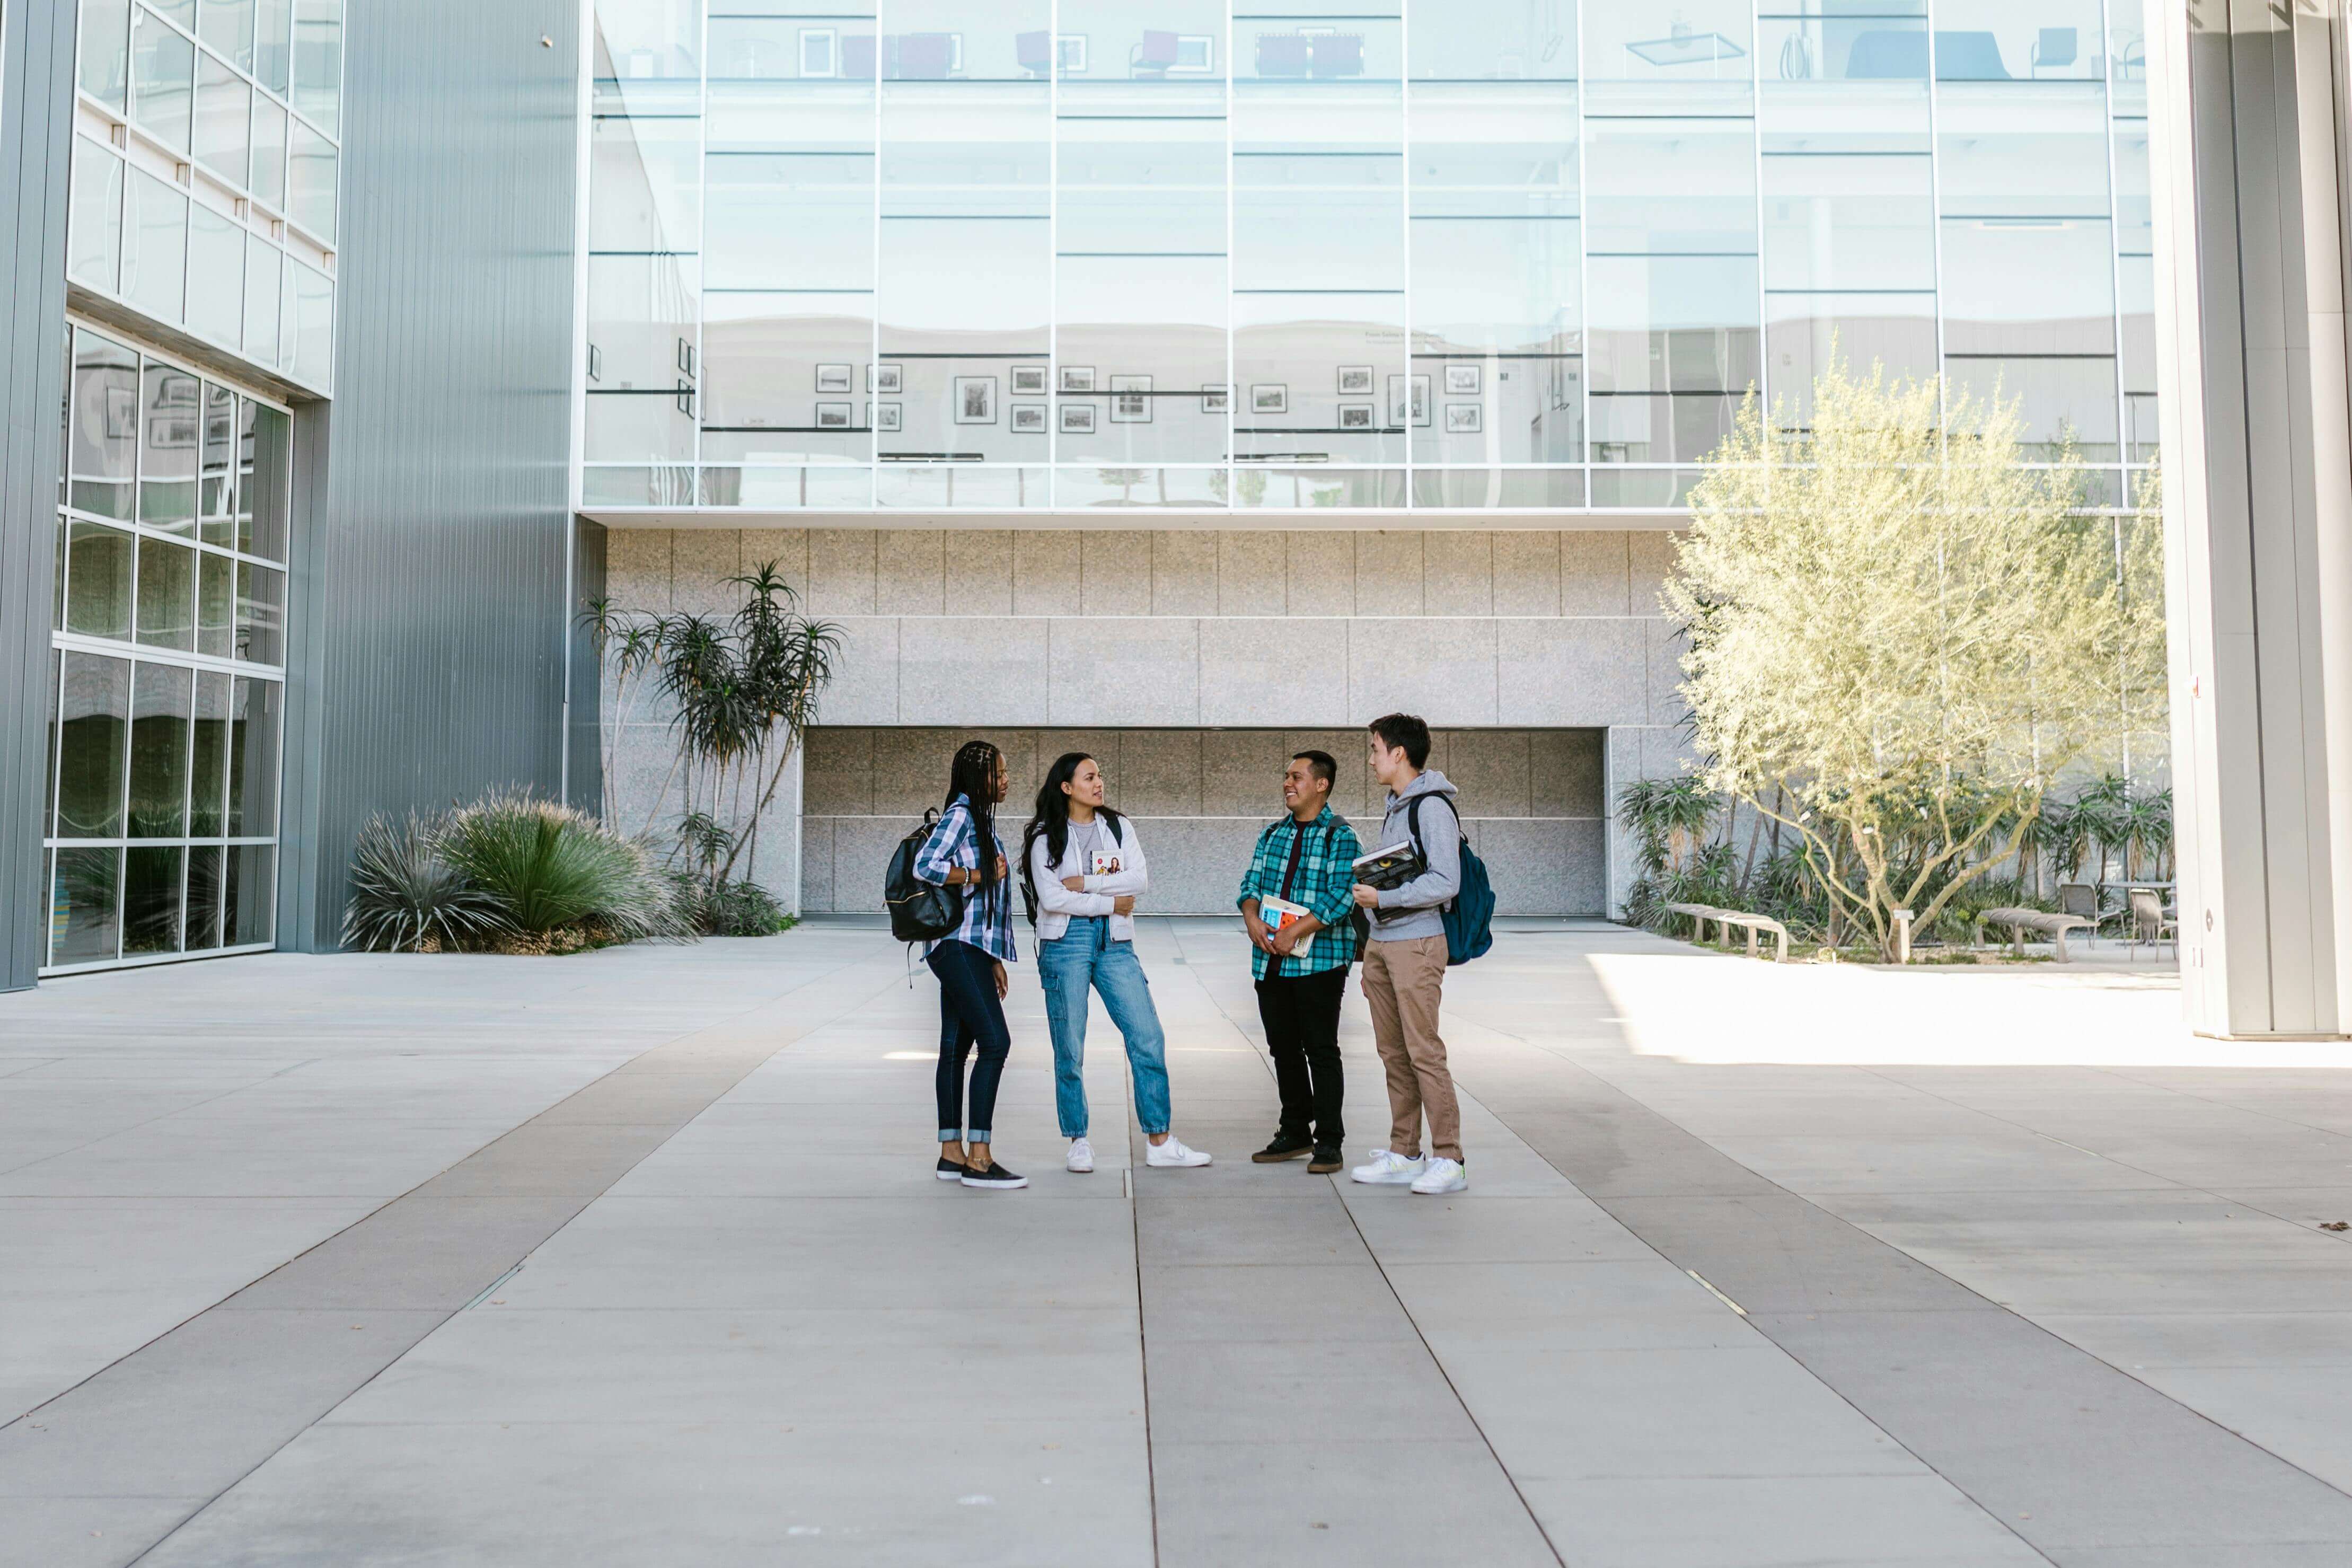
[{"x1": 1035, "y1": 917, "x2": 1173, "y2": 1139}]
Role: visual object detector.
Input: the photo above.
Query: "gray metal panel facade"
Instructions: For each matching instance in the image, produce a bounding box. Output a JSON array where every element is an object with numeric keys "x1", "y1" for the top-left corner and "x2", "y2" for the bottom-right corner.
[
  {"x1": 0, "y1": 0, "x2": 79, "y2": 992},
  {"x1": 277, "y1": 0, "x2": 583, "y2": 951}
]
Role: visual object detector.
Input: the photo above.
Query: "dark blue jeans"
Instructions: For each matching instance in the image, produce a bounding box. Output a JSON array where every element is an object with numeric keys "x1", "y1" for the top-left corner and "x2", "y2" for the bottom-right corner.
[{"x1": 928, "y1": 938, "x2": 1011, "y2": 1143}]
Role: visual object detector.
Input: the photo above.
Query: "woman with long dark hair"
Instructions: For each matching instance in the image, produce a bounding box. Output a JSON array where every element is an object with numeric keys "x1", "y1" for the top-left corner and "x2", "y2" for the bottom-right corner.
[
  {"x1": 912, "y1": 739, "x2": 1025, "y2": 1189},
  {"x1": 1023, "y1": 752, "x2": 1210, "y2": 1175}
]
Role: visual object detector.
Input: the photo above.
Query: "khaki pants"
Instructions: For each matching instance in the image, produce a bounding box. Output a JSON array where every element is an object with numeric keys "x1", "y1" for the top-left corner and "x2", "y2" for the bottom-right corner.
[{"x1": 1360, "y1": 935, "x2": 1460, "y2": 1162}]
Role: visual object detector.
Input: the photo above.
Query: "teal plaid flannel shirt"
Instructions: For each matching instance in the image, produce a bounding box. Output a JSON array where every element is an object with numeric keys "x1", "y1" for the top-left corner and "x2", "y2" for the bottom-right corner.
[{"x1": 1236, "y1": 806, "x2": 1364, "y2": 980}]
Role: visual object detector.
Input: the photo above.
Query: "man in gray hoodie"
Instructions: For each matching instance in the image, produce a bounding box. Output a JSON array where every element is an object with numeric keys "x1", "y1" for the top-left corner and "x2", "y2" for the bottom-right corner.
[{"x1": 1347, "y1": 712, "x2": 1467, "y2": 1195}]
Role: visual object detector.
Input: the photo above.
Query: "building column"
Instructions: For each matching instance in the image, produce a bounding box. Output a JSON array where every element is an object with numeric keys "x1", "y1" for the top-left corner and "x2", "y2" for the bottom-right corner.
[{"x1": 2149, "y1": 0, "x2": 2352, "y2": 1035}]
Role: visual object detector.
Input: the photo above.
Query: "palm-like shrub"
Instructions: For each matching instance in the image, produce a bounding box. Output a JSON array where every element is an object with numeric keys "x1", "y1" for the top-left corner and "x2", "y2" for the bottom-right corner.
[
  {"x1": 343, "y1": 811, "x2": 509, "y2": 953},
  {"x1": 441, "y1": 791, "x2": 689, "y2": 941}
]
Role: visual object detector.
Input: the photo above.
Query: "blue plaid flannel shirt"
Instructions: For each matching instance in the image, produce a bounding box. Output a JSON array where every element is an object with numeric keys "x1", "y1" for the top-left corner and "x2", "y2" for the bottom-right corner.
[
  {"x1": 913, "y1": 796, "x2": 1018, "y2": 963},
  {"x1": 1236, "y1": 807, "x2": 1363, "y2": 980}
]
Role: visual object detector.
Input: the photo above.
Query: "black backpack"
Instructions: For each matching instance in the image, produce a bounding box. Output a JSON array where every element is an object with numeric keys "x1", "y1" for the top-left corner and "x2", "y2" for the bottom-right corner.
[{"x1": 885, "y1": 809, "x2": 964, "y2": 942}]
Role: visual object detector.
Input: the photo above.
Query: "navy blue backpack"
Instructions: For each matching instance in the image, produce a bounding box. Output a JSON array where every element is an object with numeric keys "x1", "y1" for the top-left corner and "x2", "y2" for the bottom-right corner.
[{"x1": 1407, "y1": 795, "x2": 1495, "y2": 965}]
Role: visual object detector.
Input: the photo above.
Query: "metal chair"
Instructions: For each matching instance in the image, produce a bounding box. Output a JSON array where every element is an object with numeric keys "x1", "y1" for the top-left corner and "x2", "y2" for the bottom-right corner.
[
  {"x1": 2128, "y1": 887, "x2": 2178, "y2": 961},
  {"x1": 2055, "y1": 880, "x2": 2105, "y2": 935}
]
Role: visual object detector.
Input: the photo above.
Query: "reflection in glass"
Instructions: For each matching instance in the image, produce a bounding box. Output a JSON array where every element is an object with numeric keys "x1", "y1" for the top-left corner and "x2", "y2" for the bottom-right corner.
[
  {"x1": 256, "y1": 0, "x2": 293, "y2": 93},
  {"x1": 289, "y1": 121, "x2": 338, "y2": 241},
  {"x1": 66, "y1": 522, "x2": 135, "y2": 640},
  {"x1": 52, "y1": 848, "x2": 122, "y2": 966},
  {"x1": 701, "y1": 293, "x2": 874, "y2": 463},
  {"x1": 129, "y1": 662, "x2": 193, "y2": 837},
  {"x1": 292, "y1": 0, "x2": 343, "y2": 136},
  {"x1": 288, "y1": 261, "x2": 335, "y2": 387},
  {"x1": 137, "y1": 536, "x2": 197, "y2": 650},
  {"x1": 57, "y1": 652, "x2": 131, "y2": 839},
  {"x1": 251, "y1": 93, "x2": 288, "y2": 209},
  {"x1": 1582, "y1": 0, "x2": 1751, "y2": 113},
  {"x1": 595, "y1": 0, "x2": 704, "y2": 82},
  {"x1": 124, "y1": 846, "x2": 187, "y2": 954},
  {"x1": 133, "y1": 7, "x2": 197, "y2": 150},
  {"x1": 1934, "y1": 0, "x2": 2102, "y2": 82},
  {"x1": 1761, "y1": 154, "x2": 1934, "y2": 291},
  {"x1": 190, "y1": 671, "x2": 231, "y2": 835},
  {"x1": 587, "y1": 253, "x2": 701, "y2": 391},
  {"x1": 69, "y1": 330, "x2": 139, "y2": 520},
  {"x1": 1766, "y1": 292, "x2": 1938, "y2": 427},
  {"x1": 1937, "y1": 84, "x2": 2107, "y2": 217},
  {"x1": 228, "y1": 676, "x2": 281, "y2": 836},
  {"x1": 122, "y1": 169, "x2": 189, "y2": 324},
  {"x1": 68, "y1": 140, "x2": 125, "y2": 292},
  {"x1": 242, "y1": 401, "x2": 293, "y2": 560},
  {"x1": 1941, "y1": 218, "x2": 2114, "y2": 355},
  {"x1": 244, "y1": 236, "x2": 284, "y2": 365},
  {"x1": 186, "y1": 844, "x2": 226, "y2": 950},
  {"x1": 197, "y1": 550, "x2": 235, "y2": 658},
  {"x1": 200, "y1": 382, "x2": 237, "y2": 538},
  {"x1": 188, "y1": 202, "x2": 246, "y2": 347},
  {"x1": 140, "y1": 360, "x2": 202, "y2": 531},
  {"x1": 204, "y1": 0, "x2": 258, "y2": 73},
  {"x1": 235, "y1": 562, "x2": 286, "y2": 665},
  {"x1": 195, "y1": 52, "x2": 252, "y2": 187},
  {"x1": 225, "y1": 844, "x2": 275, "y2": 946},
  {"x1": 81, "y1": 0, "x2": 134, "y2": 110}
]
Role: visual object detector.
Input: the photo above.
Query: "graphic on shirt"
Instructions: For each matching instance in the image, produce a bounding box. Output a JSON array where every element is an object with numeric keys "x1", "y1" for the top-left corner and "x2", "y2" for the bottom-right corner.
[{"x1": 1089, "y1": 847, "x2": 1124, "y2": 876}]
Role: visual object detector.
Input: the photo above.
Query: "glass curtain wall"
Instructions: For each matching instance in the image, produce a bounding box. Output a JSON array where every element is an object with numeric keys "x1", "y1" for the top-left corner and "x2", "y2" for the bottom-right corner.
[
  {"x1": 67, "y1": 0, "x2": 343, "y2": 392},
  {"x1": 45, "y1": 323, "x2": 291, "y2": 973},
  {"x1": 580, "y1": 0, "x2": 2153, "y2": 512}
]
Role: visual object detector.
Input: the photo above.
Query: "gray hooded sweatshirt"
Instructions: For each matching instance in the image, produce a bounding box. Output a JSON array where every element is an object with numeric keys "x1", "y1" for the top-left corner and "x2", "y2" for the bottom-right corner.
[{"x1": 1369, "y1": 768, "x2": 1461, "y2": 944}]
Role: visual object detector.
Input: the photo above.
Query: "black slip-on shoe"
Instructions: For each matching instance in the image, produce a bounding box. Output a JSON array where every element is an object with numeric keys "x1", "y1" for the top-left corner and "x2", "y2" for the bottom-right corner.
[
  {"x1": 1307, "y1": 1146, "x2": 1345, "y2": 1174},
  {"x1": 935, "y1": 1156, "x2": 968, "y2": 1181},
  {"x1": 1253, "y1": 1133, "x2": 1314, "y2": 1164},
  {"x1": 961, "y1": 1162, "x2": 1028, "y2": 1190}
]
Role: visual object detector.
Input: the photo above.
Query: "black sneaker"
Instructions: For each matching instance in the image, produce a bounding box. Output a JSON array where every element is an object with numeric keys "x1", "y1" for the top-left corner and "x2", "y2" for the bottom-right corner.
[
  {"x1": 961, "y1": 1161, "x2": 1028, "y2": 1190},
  {"x1": 1253, "y1": 1132, "x2": 1314, "y2": 1164},
  {"x1": 1307, "y1": 1146, "x2": 1344, "y2": 1174},
  {"x1": 935, "y1": 1155, "x2": 967, "y2": 1181}
]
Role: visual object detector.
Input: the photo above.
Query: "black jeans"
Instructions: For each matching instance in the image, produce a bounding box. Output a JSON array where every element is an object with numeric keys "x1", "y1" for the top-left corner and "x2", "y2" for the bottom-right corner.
[
  {"x1": 1256, "y1": 966, "x2": 1347, "y2": 1146},
  {"x1": 929, "y1": 939, "x2": 1011, "y2": 1142}
]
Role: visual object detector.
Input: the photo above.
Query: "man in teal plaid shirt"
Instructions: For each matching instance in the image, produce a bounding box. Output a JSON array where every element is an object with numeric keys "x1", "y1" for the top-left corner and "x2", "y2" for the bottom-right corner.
[{"x1": 1238, "y1": 750, "x2": 1363, "y2": 1174}]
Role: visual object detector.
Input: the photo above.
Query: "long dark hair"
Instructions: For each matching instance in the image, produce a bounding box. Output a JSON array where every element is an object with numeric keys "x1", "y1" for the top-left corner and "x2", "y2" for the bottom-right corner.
[
  {"x1": 945, "y1": 739, "x2": 1004, "y2": 902},
  {"x1": 1021, "y1": 752, "x2": 1124, "y2": 906}
]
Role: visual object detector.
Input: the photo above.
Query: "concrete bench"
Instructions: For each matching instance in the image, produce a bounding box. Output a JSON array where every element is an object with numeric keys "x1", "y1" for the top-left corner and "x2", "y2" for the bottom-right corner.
[
  {"x1": 1976, "y1": 906, "x2": 2095, "y2": 963},
  {"x1": 1665, "y1": 902, "x2": 1790, "y2": 962}
]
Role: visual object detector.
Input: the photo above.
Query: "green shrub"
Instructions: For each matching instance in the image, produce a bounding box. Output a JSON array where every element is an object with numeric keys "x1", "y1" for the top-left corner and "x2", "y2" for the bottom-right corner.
[
  {"x1": 441, "y1": 791, "x2": 690, "y2": 942},
  {"x1": 343, "y1": 811, "x2": 509, "y2": 953}
]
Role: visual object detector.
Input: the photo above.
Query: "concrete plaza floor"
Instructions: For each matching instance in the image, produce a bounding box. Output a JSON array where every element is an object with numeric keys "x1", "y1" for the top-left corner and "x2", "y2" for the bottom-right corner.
[{"x1": 3, "y1": 920, "x2": 2351, "y2": 1566}]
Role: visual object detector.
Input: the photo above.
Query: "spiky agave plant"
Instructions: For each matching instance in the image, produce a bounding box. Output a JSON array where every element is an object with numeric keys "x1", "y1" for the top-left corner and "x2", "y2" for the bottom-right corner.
[
  {"x1": 342, "y1": 811, "x2": 509, "y2": 953},
  {"x1": 442, "y1": 790, "x2": 692, "y2": 942}
]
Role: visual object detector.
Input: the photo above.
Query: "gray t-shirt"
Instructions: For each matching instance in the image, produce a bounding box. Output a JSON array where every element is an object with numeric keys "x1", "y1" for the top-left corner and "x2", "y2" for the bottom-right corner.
[{"x1": 1066, "y1": 819, "x2": 1106, "y2": 879}]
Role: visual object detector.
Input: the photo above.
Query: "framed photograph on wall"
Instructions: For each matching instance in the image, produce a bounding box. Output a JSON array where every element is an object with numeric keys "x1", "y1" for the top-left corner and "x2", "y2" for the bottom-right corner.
[
  {"x1": 1060, "y1": 403, "x2": 1097, "y2": 434},
  {"x1": 1059, "y1": 365, "x2": 1096, "y2": 393},
  {"x1": 104, "y1": 385, "x2": 137, "y2": 439},
  {"x1": 1011, "y1": 365, "x2": 1047, "y2": 395},
  {"x1": 954, "y1": 376, "x2": 998, "y2": 424},
  {"x1": 1337, "y1": 365, "x2": 1375, "y2": 395},
  {"x1": 1387, "y1": 374, "x2": 1433, "y2": 427},
  {"x1": 1200, "y1": 383, "x2": 1229, "y2": 413},
  {"x1": 1444, "y1": 402, "x2": 1482, "y2": 433},
  {"x1": 1251, "y1": 384, "x2": 1288, "y2": 414},
  {"x1": 875, "y1": 401, "x2": 903, "y2": 431},
  {"x1": 1057, "y1": 33, "x2": 1088, "y2": 71},
  {"x1": 1444, "y1": 364, "x2": 1481, "y2": 396},
  {"x1": 1110, "y1": 374, "x2": 1152, "y2": 422},
  {"x1": 816, "y1": 402, "x2": 853, "y2": 429},
  {"x1": 800, "y1": 28, "x2": 838, "y2": 76},
  {"x1": 1011, "y1": 402, "x2": 1047, "y2": 433},
  {"x1": 816, "y1": 364, "x2": 853, "y2": 393},
  {"x1": 1338, "y1": 403, "x2": 1375, "y2": 430},
  {"x1": 870, "y1": 364, "x2": 903, "y2": 393}
]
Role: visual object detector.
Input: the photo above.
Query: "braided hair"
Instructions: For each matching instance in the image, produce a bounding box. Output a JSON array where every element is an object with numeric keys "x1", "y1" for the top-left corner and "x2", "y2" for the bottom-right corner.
[{"x1": 945, "y1": 740, "x2": 1005, "y2": 907}]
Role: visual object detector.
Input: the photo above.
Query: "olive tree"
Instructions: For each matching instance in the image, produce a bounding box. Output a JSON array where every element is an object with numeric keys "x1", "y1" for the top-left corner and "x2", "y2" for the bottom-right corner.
[{"x1": 1667, "y1": 360, "x2": 2168, "y2": 957}]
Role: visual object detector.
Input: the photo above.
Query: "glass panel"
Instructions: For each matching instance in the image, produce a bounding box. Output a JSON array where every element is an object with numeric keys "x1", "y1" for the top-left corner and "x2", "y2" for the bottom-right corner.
[
  {"x1": 292, "y1": 0, "x2": 342, "y2": 136},
  {"x1": 57, "y1": 651, "x2": 131, "y2": 838},
  {"x1": 1941, "y1": 217, "x2": 2114, "y2": 354},
  {"x1": 2113, "y1": 119, "x2": 2151, "y2": 258},
  {"x1": 1055, "y1": 260, "x2": 1228, "y2": 465},
  {"x1": 227, "y1": 676, "x2": 280, "y2": 836},
  {"x1": 288, "y1": 260, "x2": 333, "y2": 386},
  {"x1": 82, "y1": 0, "x2": 134, "y2": 111},
  {"x1": 2118, "y1": 253, "x2": 2155, "y2": 395},
  {"x1": 69, "y1": 331, "x2": 140, "y2": 521},
  {"x1": 194, "y1": 52, "x2": 251, "y2": 186},
  {"x1": 1582, "y1": 0, "x2": 1752, "y2": 114},
  {"x1": 1230, "y1": 468, "x2": 1405, "y2": 509},
  {"x1": 68, "y1": 140, "x2": 125, "y2": 292},
  {"x1": 140, "y1": 359, "x2": 202, "y2": 532},
  {"x1": 1934, "y1": 0, "x2": 2102, "y2": 82},
  {"x1": 129, "y1": 661, "x2": 192, "y2": 836},
  {"x1": 235, "y1": 561, "x2": 285, "y2": 664},
  {"x1": 136, "y1": 535, "x2": 197, "y2": 650},
  {"x1": 1410, "y1": 0, "x2": 1575, "y2": 81},
  {"x1": 52, "y1": 848, "x2": 124, "y2": 966},
  {"x1": 255, "y1": 0, "x2": 292, "y2": 92},
  {"x1": 587, "y1": 391, "x2": 699, "y2": 462},
  {"x1": 54, "y1": 521, "x2": 67, "y2": 631},
  {"x1": 1760, "y1": 153, "x2": 1934, "y2": 290},
  {"x1": 202, "y1": 0, "x2": 258, "y2": 74},
  {"x1": 2109, "y1": 0, "x2": 2147, "y2": 114},
  {"x1": 66, "y1": 521, "x2": 135, "y2": 639},
  {"x1": 1937, "y1": 84, "x2": 2107, "y2": 217},
  {"x1": 1759, "y1": 14, "x2": 1927, "y2": 82},
  {"x1": 587, "y1": 253, "x2": 701, "y2": 390},
  {"x1": 1410, "y1": 219, "x2": 1580, "y2": 353},
  {"x1": 151, "y1": 0, "x2": 193, "y2": 28},
  {"x1": 1410, "y1": 468, "x2": 1585, "y2": 508},
  {"x1": 124, "y1": 169, "x2": 190, "y2": 323},
  {"x1": 1589, "y1": 254, "x2": 1761, "y2": 391},
  {"x1": 133, "y1": 6, "x2": 197, "y2": 150},
  {"x1": 197, "y1": 548, "x2": 235, "y2": 657},
  {"x1": 251, "y1": 93, "x2": 288, "y2": 208},
  {"x1": 1589, "y1": 466, "x2": 1701, "y2": 506},
  {"x1": 1046, "y1": 0, "x2": 1223, "y2": 95},
  {"x1": 580, "y1": 464, "x2": 699, "y2": 506},
  {"x1": 200, "y1": 381, "x2": 236, "y2": 538},
  {"x1": 595, "y1": 0, "x2": 703, "y2": 83},
  {"x1": 1765, "y1": 291, "x2": 1939, "y2": 425},
  {"x1": 1944, "y1": 354, "x2": 2118, "y2": 460},
  {"x1": 244, "y1": 235, "x2": 283, "y2": 363},
  {"x1": 241, "y1": 400, "x2": 292, "y2": 560},
  {"x1": 708, "y1": 152, "x2": 870, "y2": 287},
  {"x1": 185, "y1": 844, "x2": 225, "y2": 950},
  {"x1": 289, "y1": 119, "x2": 337, "y2": 240},
  {"x1": 592, "y1": 114, "x2": 702, "y2": 252},
  {"x1": 884, "y1": 0, "x2": 1047, "y2": 81},
  {"x1": 1584, "y1": 118, "x2": 1755, "y2": 255},
  {"x1": 187, "y1": 202, "x2": 245, "y2": 346},
  {"x1": 1234, "y1": 151, "x2": 1402, "y2": 292},
  {"x1": 1049, "y1": 465, "x2": 1228, "y2": 508},
  {"x1": 1233, "y1": 292, "x2": 1406, "y2": 464},
  {"x1": 189, "y1": 668, "x2": 231, "y2": 834},
  {"x1": 1413, "y1": 353, "x2": 1583, "y2": 464},
  {"x1": 701, "y1": 292, "x2": 875, "y2": 463},
  {"x1": 224, "y1": 843, "x2": 274, "y2": 945}
]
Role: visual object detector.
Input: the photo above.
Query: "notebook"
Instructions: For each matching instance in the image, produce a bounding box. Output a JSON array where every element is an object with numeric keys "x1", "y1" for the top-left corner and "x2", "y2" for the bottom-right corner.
[{"x1": 1258, "y1": 894, "x2": 1317, "y2": 960}]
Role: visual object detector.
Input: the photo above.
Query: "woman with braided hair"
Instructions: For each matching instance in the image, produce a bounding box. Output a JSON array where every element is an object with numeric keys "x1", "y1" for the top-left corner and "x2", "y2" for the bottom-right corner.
[{"x1": 911, "y1": 739, "x2": 1027, "y2": 1188}]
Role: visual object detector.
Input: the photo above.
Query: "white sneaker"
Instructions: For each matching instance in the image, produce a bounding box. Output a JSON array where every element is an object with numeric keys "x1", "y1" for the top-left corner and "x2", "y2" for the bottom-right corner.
[
  {"x1": 1410, "y1": 1157, "x2": 1467, "y2": 1195},
  {"x1": 1065, "y1": 1138, "x2": 1095, "y2": 1174},
  {"x1": 1144, "y1": 1135, "x2": 1212, "y2": 1168},
  {"x1": 1350, "y1": 1148, "x2": 1426, "y2": 1185}
]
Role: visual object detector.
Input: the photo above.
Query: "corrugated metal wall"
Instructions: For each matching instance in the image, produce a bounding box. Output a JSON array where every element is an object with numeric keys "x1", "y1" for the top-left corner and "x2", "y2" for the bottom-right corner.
[
  {"x1": 0, "y1": 1, "x2": 79, "y2": 992},
  {"x1": 277, "y1": 0, "x2": 584, "y2": 951}
]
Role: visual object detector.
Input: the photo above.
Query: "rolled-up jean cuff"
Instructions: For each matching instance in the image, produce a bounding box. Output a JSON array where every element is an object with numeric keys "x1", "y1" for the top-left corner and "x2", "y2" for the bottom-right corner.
[
  {"x1": 1142, "y1": 1123, "x2": 1170, "y2": 1137},
  {"x1": 967, "y1": 1129, "x2": 992, "y2": 1143},
  {"x1": 938, "y1": 1129, "x2": 962, "y2": 1143}
]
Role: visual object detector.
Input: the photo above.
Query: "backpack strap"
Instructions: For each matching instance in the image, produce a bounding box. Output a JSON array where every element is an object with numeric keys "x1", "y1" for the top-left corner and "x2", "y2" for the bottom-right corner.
[{"x1": 1404, "y1": 795, "x2": 1460, "y2": 911}]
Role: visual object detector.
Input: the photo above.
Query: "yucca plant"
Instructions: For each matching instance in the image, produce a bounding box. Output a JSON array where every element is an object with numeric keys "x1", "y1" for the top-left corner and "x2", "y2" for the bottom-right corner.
[
  {"x1": 343, "y1": 811, "x2": 509, "y2": 953},
  {"x1": 441, "y1": 791, "x2": 689, "y2": 941}
]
